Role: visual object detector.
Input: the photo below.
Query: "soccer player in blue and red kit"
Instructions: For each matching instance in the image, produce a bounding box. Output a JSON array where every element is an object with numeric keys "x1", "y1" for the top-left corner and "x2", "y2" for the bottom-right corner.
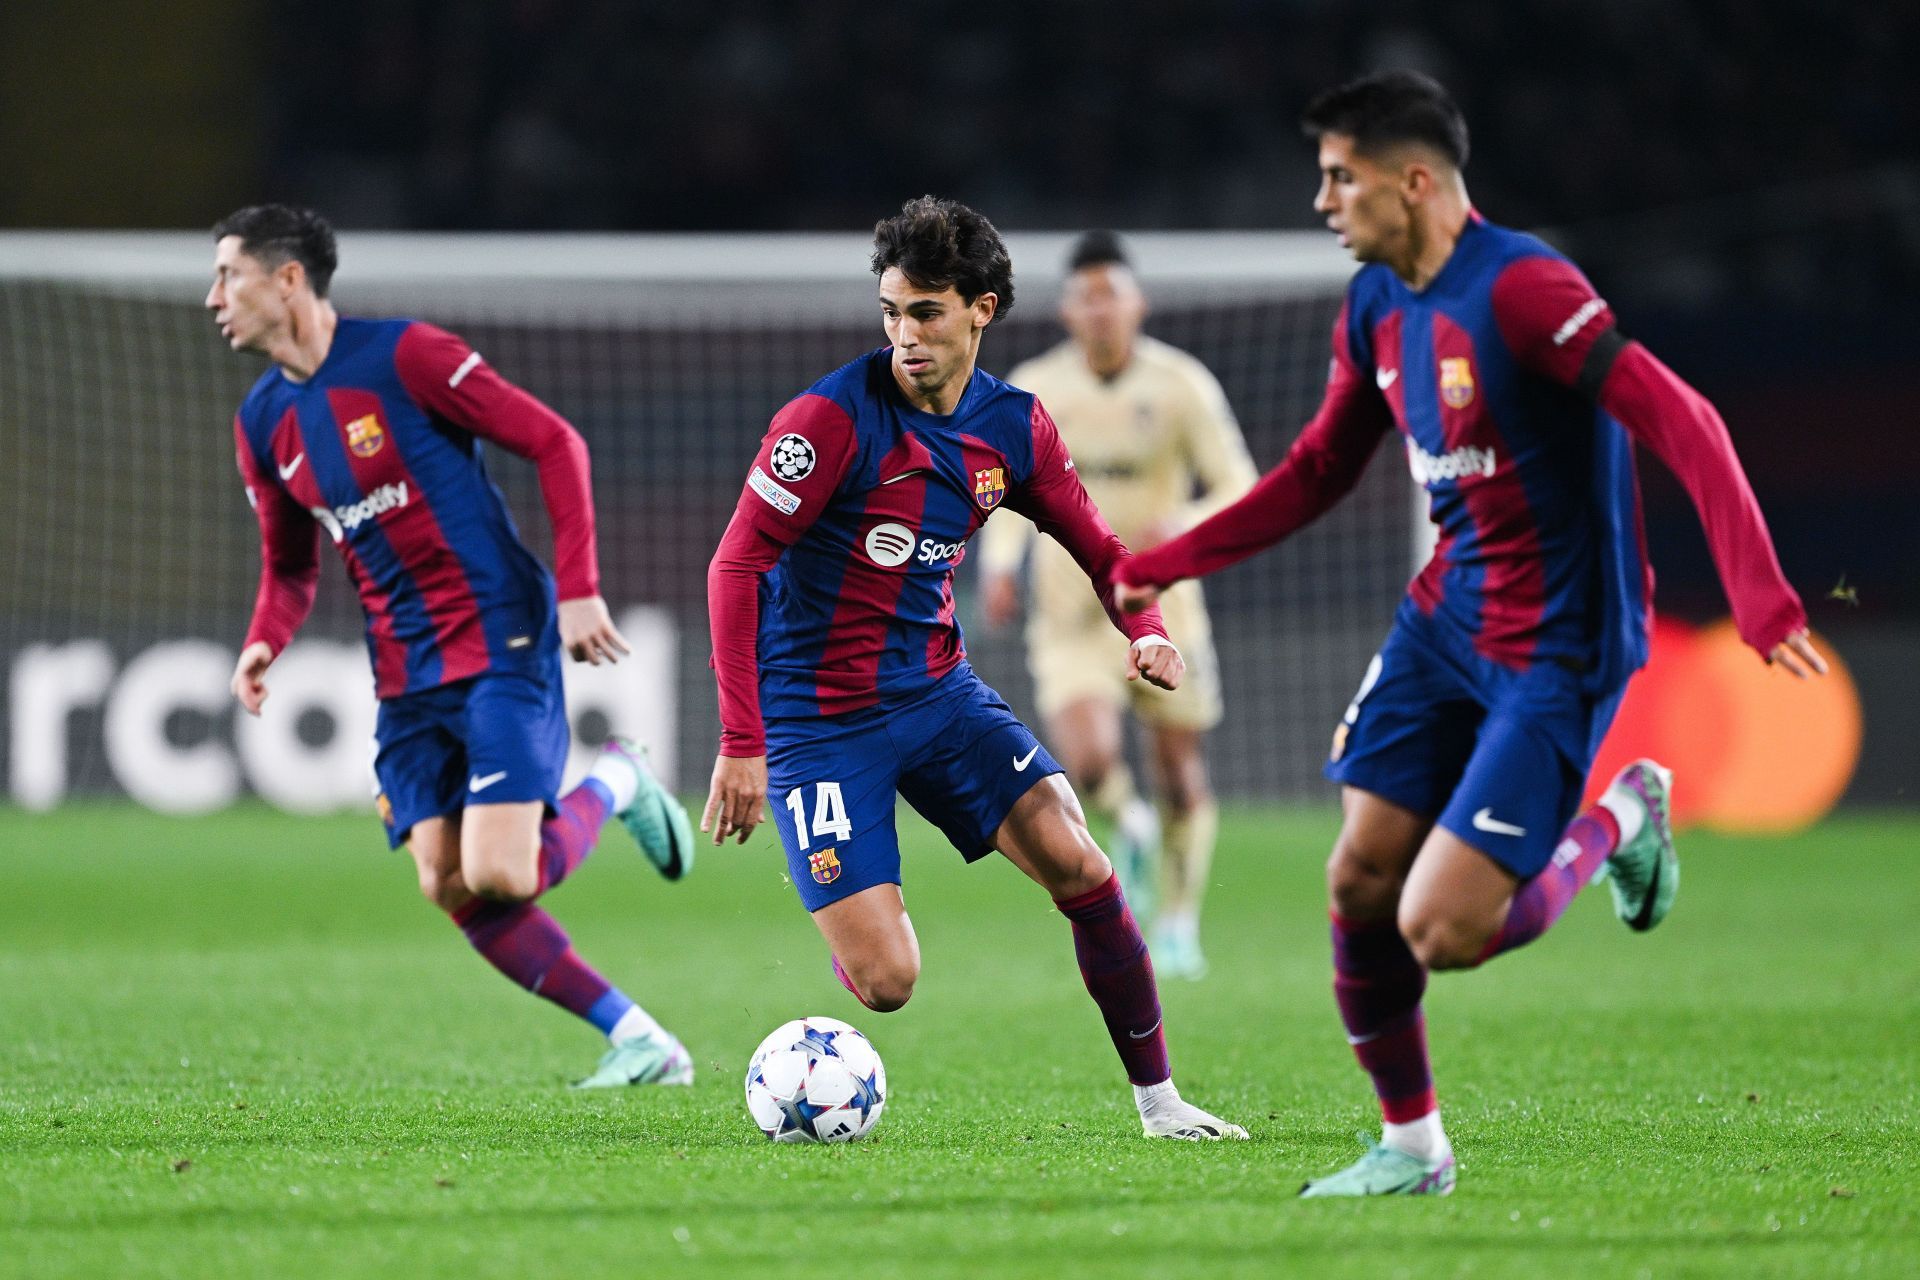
[
  {"x1": 703, "y1": 197, "x2": 1245, "y2": 1140},
  {"x1": 1114, "y1": 74, "x2": 1828, "y2": 1193},
  {"x1": 210, "y1": 204, "x2": 697, "y2": 1088}
]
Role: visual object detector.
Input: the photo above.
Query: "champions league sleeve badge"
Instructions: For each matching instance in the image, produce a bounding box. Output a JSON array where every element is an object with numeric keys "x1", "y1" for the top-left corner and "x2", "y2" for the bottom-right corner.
[{"x1": 770, "y1": 433, "x2": 816, "y2": 482}]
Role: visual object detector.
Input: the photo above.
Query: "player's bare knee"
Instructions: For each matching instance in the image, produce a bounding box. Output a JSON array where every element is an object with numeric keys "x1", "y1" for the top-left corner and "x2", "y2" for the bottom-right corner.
[
  {"x1": 851, "y1": 958, "x2": 918, "y2": 1012},
  {"x1": 1418, "y1": 936, "x2": 1482, "y2": 971},
  {"x1": 862, "y1": 980, "x2": 914, "y2": 1013},
  {"x1": 1058, "y1": 829, "x2": 1114, "y2": 897},
  {"x1": 1080, "y1": 846, "x2": 1116, "y2": 897},
  {"x1": 1399, "y1": 905, "x2": 1482, "y2": 971},
  {"x1": 464, "y1": 860, "x2": 538, "y2": 903},
  {"x1": 1327, "y1": 844, "x2": 1402, "y2": 920}
]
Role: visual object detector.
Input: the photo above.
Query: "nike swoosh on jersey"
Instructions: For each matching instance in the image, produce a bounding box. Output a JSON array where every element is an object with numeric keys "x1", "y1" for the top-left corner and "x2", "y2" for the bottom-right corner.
[
  {"x1": 469, "y1": 771, "x2": 509, "y2": 793},
  {"x1": 278, "y1": 454, "x2": 304, "y2": 480},
  {"x1": 879, "y1": 469, "x2": 925, "y2": 486},
  {"x1": 1471, "y1": 807, "x2": 1526, "y2": 838},
  {"x1": 1375, "y1": 368, "x2": 1399, "y2": 390},
  {"x1": 1013, "y1": 745, "x2": 1040, "y2": 772}
]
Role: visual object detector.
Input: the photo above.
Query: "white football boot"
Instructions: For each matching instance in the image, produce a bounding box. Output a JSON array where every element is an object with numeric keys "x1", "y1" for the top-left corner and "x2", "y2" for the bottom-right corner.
[{"x1": 1135, "y1": 1080, "x2": 1249, "y2": 1140}]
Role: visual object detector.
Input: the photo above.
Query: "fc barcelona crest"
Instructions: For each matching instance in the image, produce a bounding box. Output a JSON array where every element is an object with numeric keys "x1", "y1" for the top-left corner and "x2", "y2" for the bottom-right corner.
[
  {"x1": 808, "y1": 847, "x2": 842, "y2": 885},
  {"x1": 1439, "y1": 358, "x2": 1476, "y2": 409},
  {"x1": 973, "y1": 466, "x2": 1007, "y2": 511},
  {"x1": 345, "y1": 413, "x2": 386, "y2": 458}
]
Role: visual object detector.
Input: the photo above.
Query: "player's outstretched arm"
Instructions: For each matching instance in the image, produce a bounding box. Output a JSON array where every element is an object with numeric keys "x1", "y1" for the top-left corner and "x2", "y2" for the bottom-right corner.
[
  {"x1": 1490, "y1": 256, "x2": 1816, "y2": 668},
  {"x1": 1113, "y1": 579, "x2": 1162, "y2": 615},
  {"x1": 1599, "y1": 343, "x2": 1814, "y2": 666},
  {"x1": 1118, "y1": 308, "x2": 1392, "y2": 594}
]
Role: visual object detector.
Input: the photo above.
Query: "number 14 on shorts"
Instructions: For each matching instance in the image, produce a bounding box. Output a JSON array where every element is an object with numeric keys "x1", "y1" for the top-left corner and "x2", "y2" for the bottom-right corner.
[{"x1": 785, "y1": 782, "x2": 854, "y2": 849}]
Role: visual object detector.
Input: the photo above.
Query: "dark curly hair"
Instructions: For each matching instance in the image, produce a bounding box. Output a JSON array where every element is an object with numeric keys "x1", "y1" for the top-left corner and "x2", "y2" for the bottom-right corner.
[
  {"x1": 870, "y1": 195, "x2": 1014, "y2": 320},
  {"x1": 212, "y1": 204, "x2": 339, "y2": 297}
]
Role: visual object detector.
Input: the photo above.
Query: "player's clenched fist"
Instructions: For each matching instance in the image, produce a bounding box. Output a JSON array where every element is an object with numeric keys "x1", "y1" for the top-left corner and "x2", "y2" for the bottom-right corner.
[
  {"x1": 702, "y1": 753, "x2": 768, "y2": 846},
  {"x1": 558, "y1": 595, "x2": 632, "y2": 665},
  {"x1": 1127, "y1": 636, "x2": 1184, "y2": 691},
  {"x1": 230, "y1": 641, "x2": 276, "y2": 716}
]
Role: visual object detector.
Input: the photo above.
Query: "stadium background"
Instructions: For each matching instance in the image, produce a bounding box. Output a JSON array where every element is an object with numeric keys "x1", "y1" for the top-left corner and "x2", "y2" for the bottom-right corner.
[
  {"x1": 1, "y1": 0, "x2": 1913, "y2": 811},
  {"x1": 3, "y1": 7, "x2": 1918, "y2": 1278}
]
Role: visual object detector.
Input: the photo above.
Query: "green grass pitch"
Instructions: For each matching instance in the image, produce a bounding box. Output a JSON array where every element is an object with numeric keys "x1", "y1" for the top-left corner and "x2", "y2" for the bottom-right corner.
[{"x1": 2, "y1": 802, "x2": 1915, "y2": 1278}]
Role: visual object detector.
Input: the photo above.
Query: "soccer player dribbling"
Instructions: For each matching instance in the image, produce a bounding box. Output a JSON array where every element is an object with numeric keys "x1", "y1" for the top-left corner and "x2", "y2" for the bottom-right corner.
[
  {"x1": 1114, "y1": 73, "x2": 1827, "y2": 1194},
  {"x1": 703, "y1": 196, "x2": 1246, "y2": 1140},
  {"x1": 977, "y1": 231, "x2": 1259, "y2": 979},
  {"x1": 212, "y1": 204, "x2": 699, "y2": 1088}
]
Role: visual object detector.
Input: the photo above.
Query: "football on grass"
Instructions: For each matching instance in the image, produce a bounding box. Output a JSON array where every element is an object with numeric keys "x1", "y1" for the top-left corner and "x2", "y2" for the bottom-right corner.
[{"x1": 745, "y1": 1017, "x2": 886, "y2": 1143}]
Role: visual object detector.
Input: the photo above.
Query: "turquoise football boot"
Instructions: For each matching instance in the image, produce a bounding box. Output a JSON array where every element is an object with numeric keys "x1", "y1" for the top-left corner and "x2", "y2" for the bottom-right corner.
[
  {"x1": 1598, "y1": 759, "x2": 1678, "y2": 931},
  {"x1": 572, "y1": 1031, "x2": 695, "y2": 1089},
  {"x1": 1299, "y1": 1136, "x2": 1456, "y2": 1197},
  {"x1": 601, "y1": 736, "x2": 694, "y2": 881}
]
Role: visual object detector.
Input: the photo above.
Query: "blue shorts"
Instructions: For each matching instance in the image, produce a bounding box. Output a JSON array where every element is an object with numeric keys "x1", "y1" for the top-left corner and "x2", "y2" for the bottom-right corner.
[
  {"x1": 371, "y1": 656, "x2": 569, "y2": 849},
  {"x1": 765, "y1": 663, "x2": 1063, "y2": 911},
  {"x1": 1325, "y1": 610, "x2": 1626, "y2": 880}
]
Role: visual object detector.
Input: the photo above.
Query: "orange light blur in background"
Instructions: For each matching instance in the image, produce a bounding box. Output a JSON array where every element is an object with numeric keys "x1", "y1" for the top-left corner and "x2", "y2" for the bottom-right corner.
[{"x1": 1583, "y1": 621, "x2": 1861, "y2": 834}]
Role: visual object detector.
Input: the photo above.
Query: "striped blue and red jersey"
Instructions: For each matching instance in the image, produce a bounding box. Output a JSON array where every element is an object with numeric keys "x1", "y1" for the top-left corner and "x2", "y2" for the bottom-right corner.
[
  {"x1": 1122, "y1": 214, "x2": 1804, "y2": 690},
  {"x1": 234, "y1": 317, "x2": 599, "y2": 699},
  {"x1": 709, "y1": 347, "x2": 1168, "y2": 755}
]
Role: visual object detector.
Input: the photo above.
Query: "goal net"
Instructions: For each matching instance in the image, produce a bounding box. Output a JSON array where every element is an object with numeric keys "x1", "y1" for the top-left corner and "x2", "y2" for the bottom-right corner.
[{"x1": 0, "y1": 231, "x2": 1413, "y2": 813}]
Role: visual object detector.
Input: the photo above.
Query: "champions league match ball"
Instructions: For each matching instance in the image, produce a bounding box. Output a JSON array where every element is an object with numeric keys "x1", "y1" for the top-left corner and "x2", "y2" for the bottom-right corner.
[{"x1": 744, "y1": 1017, "x2": 887, "y2": 1143}]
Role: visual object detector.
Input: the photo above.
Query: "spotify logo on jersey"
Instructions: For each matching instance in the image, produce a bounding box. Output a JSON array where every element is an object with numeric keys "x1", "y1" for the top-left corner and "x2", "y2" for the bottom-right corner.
[{"x1": 864, "y1": 522, "x2": 916, "y2": 567}]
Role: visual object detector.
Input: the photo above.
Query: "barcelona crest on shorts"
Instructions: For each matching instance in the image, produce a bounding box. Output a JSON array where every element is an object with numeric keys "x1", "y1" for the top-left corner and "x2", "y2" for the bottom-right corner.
[
  {"x1": 1439, "y1": 358, "x2": 1476, "y2": 409},
  {"x1": 808, "y1": 847, "x2": 842, "y2": 885},
  {"x1": 345, "y1": 413, "x2": 386, "y2": 458},
  {"x1": 973, "y1": 466, "x2": 1007, "y2": 510}
]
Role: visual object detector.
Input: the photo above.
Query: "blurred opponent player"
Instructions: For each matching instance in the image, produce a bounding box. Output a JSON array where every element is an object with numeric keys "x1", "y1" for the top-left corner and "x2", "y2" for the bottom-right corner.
[
  {"x1": 978, "y1": 231, "x2": 1257, "y2": 977},
  {"x1": 1114, "y1": 74, "x2": 1826, "y2": 1192},
  {"x1": 210, "y1": 204, "x2": 696, "y2": 1088},
  {"x1": 704, "y1": 196, "x2": 1245, "y2": 1140}
]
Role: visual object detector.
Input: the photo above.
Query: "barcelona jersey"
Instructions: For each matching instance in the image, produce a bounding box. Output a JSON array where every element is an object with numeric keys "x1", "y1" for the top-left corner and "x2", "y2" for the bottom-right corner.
[
  {"x1": 709, "y1": 347, "x2": 1168, "y2": 755},
  {"x1": 233, "y1": 317, "x2": 601, "y2": 699},
  {"x1": 1124, "y1": 214, "x2": 1804, "y2": 694}
]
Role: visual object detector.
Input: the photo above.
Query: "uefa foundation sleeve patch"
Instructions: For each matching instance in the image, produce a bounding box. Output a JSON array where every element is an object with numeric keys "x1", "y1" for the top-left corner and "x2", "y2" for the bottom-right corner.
[{"x1": 750, "y1": 465, "x2": 803, "y2": 515}]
